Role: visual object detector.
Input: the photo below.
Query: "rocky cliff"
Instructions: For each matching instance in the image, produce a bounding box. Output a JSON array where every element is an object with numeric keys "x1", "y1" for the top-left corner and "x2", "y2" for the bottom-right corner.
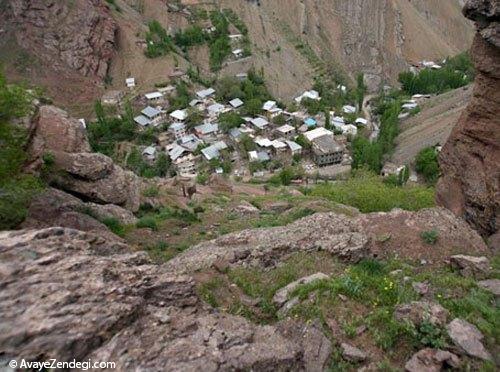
[
  {"x1": 436, "y1": 0, "x2": 500, "y2": 249},
  {"x1": 25, "y1": 105, "x2": 141, "y2": 212}
]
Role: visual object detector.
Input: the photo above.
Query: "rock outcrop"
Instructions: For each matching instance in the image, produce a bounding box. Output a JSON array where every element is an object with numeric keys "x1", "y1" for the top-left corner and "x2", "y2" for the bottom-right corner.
[
  {"x1": 437, "y1": 0, "x2": 500, "y2": 248},
  {"x1": 166, "y1": 208, "x2": 489, "y2": 274},
  {"x1": 26, "y1": 106, "x2": 141, "y2": 212},
  {"x1": 5, "y1": 0, "x2": 116, "y2": 81},
  {"x1": 0, "y1": 228, "x2": 331, "y2": 370}
]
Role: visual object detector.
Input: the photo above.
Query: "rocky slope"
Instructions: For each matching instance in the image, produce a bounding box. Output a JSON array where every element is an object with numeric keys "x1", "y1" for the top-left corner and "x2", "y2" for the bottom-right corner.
[
  {"x1": 0, "y1": 0, "x2": 117, "y2": 114},
  {"x1": 436, "y1": 0, "x2": 500, "y2": 249},
  {"x1": 25, "y1": 105, "x2": 142, "y2": 212}
]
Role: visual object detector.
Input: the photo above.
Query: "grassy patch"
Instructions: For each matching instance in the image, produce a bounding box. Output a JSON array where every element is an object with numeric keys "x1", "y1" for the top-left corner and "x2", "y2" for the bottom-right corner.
[{"x1": 309, "y1": 171, "x2": 435, "y2": 213}]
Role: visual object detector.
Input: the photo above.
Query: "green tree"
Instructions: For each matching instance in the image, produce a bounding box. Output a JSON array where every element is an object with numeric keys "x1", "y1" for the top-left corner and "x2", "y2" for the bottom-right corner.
[{"x1": 415, "y1": 147, "x2": 439, "y2": 184}]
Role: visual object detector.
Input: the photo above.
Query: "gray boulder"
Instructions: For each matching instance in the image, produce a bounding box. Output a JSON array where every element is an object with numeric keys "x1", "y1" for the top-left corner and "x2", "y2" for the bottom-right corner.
[{"x1": 446, "y1": 318, "x2": 492, "y2": 360}]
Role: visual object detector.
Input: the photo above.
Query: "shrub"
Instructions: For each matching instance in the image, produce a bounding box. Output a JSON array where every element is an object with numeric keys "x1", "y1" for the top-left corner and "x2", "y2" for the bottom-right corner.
[
  {"x1": 143, "y1": 186, "x2": 159, "y2": 197},
  {"x1": 145, "y1": 20, "x2": 174, "y2": 58},
  {"x1": 421, "y1": 229, "x2": 439, "y2": 245},
  {"x1": 102, "y1": 217, "x2": 125, "y2": 237},
  {"x1": 136, "y1": 216, "x2": 158, "y2": 230},
  {"x1": 416, "y1": 147, "x2": 440, "y2": 184}
]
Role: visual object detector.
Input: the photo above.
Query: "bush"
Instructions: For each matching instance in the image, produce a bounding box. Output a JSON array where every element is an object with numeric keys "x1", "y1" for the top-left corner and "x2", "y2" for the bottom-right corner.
[
  {"x1": 310, "y1": 170, "x2": 435, "y2": 213},
  {"x1": 421, "y1": 229, "x2": 439, "y2": 245},
  {"x1": 143, "y1": 186, "x2": 159, "y2": 197},
  {"x1": 102, "y1": 217, "x2": 125, "y2": 237},
  {"x1": 136, "y1": 216, "x2": 158, "y2": 230},
  {"x1": 415, "y1": 147, "x2": 439, "y2": 184},
  {"x1": 145, "y1": 20, "x2": 174, "y2": 58}
]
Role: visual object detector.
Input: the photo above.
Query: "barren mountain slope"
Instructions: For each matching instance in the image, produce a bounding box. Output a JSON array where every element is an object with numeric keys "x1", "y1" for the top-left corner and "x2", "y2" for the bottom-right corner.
[{"x1": 391, "y1": 86, "x2": 473, "y2": 166}]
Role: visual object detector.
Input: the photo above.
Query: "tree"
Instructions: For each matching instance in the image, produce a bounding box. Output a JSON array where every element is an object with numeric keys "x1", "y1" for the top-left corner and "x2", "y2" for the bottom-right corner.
[
  {"x1": 244, "y1": 98, "x2": 263, "y2": 116},
  {"x1": 155, "y1": 152, "x2": 170, "y2": 177},
  {"x1": 415, "y1": 147, "x2": 439, "y2": 184},
  {"x1": 355, "y1": 73, "x2": 367, "y2": 111},
  {"x1": 219, "y1": 112, "x2": 244, "y2": 133}
]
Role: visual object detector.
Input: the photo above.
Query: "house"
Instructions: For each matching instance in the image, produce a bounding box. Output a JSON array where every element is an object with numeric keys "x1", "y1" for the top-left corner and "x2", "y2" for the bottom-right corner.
[
  {"x1": 285, "y1": 140, "x2": 302, "y2": 155},
  {"x1": 196, "y1": 88, "x2": 216, "y2": 100},
  {"x1": 355, "y1": 118, "x2": 368, "y2": 126},
  {"x1": 235, "y1": 73, "x2": 248, "y2": 81},
  {"x1": 158, "y1": 85, "x2": 176, "y2": 95},
  {"x1": 207, "y1": 103, "x2": 225, "y2": 117},
  {"x1": 341, "y1": 124, "x2": 358, "y2": 136},
  {"x1": 263, "y1": 100, "x2": 277, "y2": 112},
  {"x1": 170, "y1": 109, "x2": 188, "y2": 122},
  {"x1": 201, "y1": 141, "x2": 228, "y2": 161},
  {"x1": 142, "y1": 146, "x2": 157, "y2": 161},
  {"x1": 337, "y1": 85, "x2": 347, "y2": 94},
  {"x1": 249, "y1": 151, "x2": 270, "y2": 162},
  {"x1": 254, "y1": 137, "x2": 273, "y2": 149},
  {"x1": 168, "y1": 144, "x2": 187, "y2": 162},
  {"x1": 78, "y1": 119, "x2": 86, "y2": 128},
  {"x1": 381, "y1": 162, "x2": 405, "y2": 177},
  {"x1": 229, "y1": 98, "x2": 244, "y2": 109},
  {"x1": 134, "y1": 115, "x2": 151, "y2": 127},
  {"x1": 194, "y1": 122, "x2": 219, "y2": 138},
  {"x1": 170, "y1": 122, "x2": 186, "y2": 140},
  {"x1": 342, "y1": 105, "x2": 357, "y2": 114},
  {"x1": 250, "y1": 117, "x2": 269, "y2": 130},
  {"x1": 190, "y1": 99, "x2": 203, "y2": 108},
  {"x1": 174, "y1": 154, "x2": 197, "y2": 177},
  {"x1": 331, "y1": 116, "x2": 345, "y2": 131},
  {"x1": 232, "y1": 49, "x2": 243, "y2": 58},
  {"x1": 304, "y1": 127, "x2": 334, "y2": 142},
  {"x1": 179, "y1": 134, "x2": 202, "y2": 152},
  {"x1": 229, "y1": 127, "x2": 242, "y2": 142},
  {"x1": 402, "y1": 102, "x2": 418, "y2": 111},
  {"x1": 271, "y1": 140, "x2": 287, "y2": 153},
  {"x1": 295, "y1": 90, "x2": 320, "y2": 104},
  {"x1": 101, "y1": 90, "x2": 124, "y2": 106},
  {"x1": 311, "y1": 135, "x2": 344, "y2": 166},
  {"x1": 304, "y1": 117, "x2": 317, "y2": 128},
  {"x1": 145, "y1": 91, "x2": 164, "y2": 102},
  {"x1": 276, "y1": 124, "x2": 296, "y2": 138},
  {"x1": 141, "y1": 106, "x2": 163, "y2": 126},
  {"x1": 125, "y1": 77, "x2": 136, "y2": 88}
]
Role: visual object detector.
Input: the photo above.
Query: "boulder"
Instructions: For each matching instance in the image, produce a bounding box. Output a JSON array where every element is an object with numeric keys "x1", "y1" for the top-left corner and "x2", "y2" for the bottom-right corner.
[
  {"x1": 273, "y1": 273, "x2": 329, "y2": 307},
  {"x1": 340, "y1": 343, "x2": 367, "y2": 362},
  {"x1": 412, "y1": 281, "x2": 430, "y2": 296},
  {"x1": 449, "y1": 255, "x2": 491, "y2": 279},
  {"x1": 405, "y1": 348, "x2": 460, "y2": 372},
  {"x1": 394, "y1": 301, "x2": 449, "y2": 327},
  {"x1": 446, "y1": 318, "x2": 492, "y2": 360},
  {"x1": 0, "y1": 227, "x2": 332, "y2": 370},
  {"x1": 85, "y1": 203, "x2": 138, "y2": 225},
  {"x1": 477, "y1": 279, "x2": 500, "y2": 297},
  {"x1": 54, "y1": 152, "x2": 114, "y2": 181},
  {"x1": 231, "y1": 201, "x2": 260, "y2": 217}
]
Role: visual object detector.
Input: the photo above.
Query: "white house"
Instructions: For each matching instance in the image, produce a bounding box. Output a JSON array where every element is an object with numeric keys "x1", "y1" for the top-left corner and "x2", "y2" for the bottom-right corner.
[
  {"x1": 142, "y1": 146, "x2": 157, "y2": 161},
  {"x1": 125, "y1": 77, "x2": 136, "y2": 88},
  {"x1": 141, "y1": 106, "x2": 163, "y2": 126},
  {"x1": 229, "y1": 98, "x2": 244, "y2": 108},
  {"x1": 250, "y1": 117, "x2": 269, "y2": 130},
  {"x1": 304, "y1": 127, "x2": 334, "y2": 142},
  {"x1": 170, "y1": 109, "x2": 188, "y2": 122},
  {"x1": 201, "y1": 141, "x2": 228, "y2": 161},
  {"x1": 342, "y1": 105, "x2": 357, "y2": 114},
  {"x1": 207, "y1": 103, "x2": 225, "y2": 117},
  {"x1": 232, "y1": 49, "x2": 243, "y2": 58},
  {"x1": 196, "y1": 88, "x2": 216, "y2": 100},
  {"x1": 145, "y1": 91, "x2": 164, "y2": 102},
  {"x1": 170, "y1": 122, "x2": 186, "y2": 140},
  {"x1": 276, "y1": 124, "x2": 296, "y2": 138},
  {"x1": 262, "y1": 100, "x2": 277, "y2": 112},
  {"x1": 295, "y1": 90, "x2": 320, "y2": 104},
  {"x1": 355, "y1": 118, "x2": 368, "y2": 126},
  {"x1": 286, "y1": 140, "x2": 302, "y2": 155}
]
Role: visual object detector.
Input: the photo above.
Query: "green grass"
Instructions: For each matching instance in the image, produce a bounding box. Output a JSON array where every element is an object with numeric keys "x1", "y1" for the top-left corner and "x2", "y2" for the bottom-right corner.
[
  {"x1": 309, "y1": 171, "x2": 435, "y2": 213},
  {"x1": 136, "y1": 216, "x2": 158, "y2": 230},
  {"x1": 102, "y1": 217, "x2": 126, "y2": 237}
]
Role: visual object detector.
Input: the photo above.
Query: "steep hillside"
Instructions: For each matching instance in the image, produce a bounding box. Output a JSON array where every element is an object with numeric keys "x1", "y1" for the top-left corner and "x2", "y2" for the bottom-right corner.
[
  {"x1": 391, "y1": 86, "x2": 473, "y2": 166},
  {"x1": 0, "y1": 0, "x2": 474, "y2": 114}
]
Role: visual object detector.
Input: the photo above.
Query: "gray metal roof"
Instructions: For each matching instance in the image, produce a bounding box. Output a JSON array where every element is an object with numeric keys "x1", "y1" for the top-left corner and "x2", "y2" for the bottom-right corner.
[
  {"x1": 141, "y1": 106, "x2": 161, "y2": 118},
  {"x1": 134, "y1": 115, "x2": 151, "y2": 126}
]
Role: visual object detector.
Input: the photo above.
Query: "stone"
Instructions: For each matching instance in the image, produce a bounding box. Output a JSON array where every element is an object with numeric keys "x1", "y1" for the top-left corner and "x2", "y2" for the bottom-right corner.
[
  {"x1": 437, "y1": 1, "x2": 500, "y2": 244},
  {"x1": 231, "y1": 201, "x2": 260, "y2": 216},
  {"x1": 0, "y1": 228, "x2": 332, "y2": 370},
  {"x1": 449, "y1": 255, "x2": 491, "y2": 279},
  {"x1": 277, "y1": 297, "x2": 300, "y2": 317},
  {"x1": 412, "y1": 281, "x2": 430, "y2": 295},
  {"x1": 477, "y1": 279, "x2": 500, "y2": 296},
  {"x1": 340, "y1": 343, "x2": 367, "y2": 362},
  {"x1": 356, "y1": 325, "x2": 367, "y2": 336},
  {"x1": 85, "y1": 203, "x2": 138, "y2": 225},
  {"x1": 273, "y1": 273, "x2": 329, "y2": 306},
  {"x1": 326, "y1": 318, "x2": 344, "y2": 341},
  {"x1": 446, "y1": 318, "x2": 492, "y2": 360},
  {"x1": 394, "y1": 301, "x2": 449, "y2": 327},
  {"x1": 263, "y1": 201, "x2": 292, "y2": 213},
  {"x1": 405, "y1": 348, "x2": 460, "y2": 372}
]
